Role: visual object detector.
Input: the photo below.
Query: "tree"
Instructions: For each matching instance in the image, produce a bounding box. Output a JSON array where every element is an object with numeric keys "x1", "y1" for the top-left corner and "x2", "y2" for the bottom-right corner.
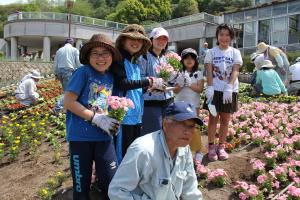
[
  {"x1": 141, "y1": 0, "x2": 172, "y2": 22},
  {"x1": 106, "y1": 0, "x2": 147, "y2": 24},
  {"x1": 178, "y1": 0, "x2": 199, "y2": 17},
  {"x1": 197, "y1": 0, "x2": 251, "y2": 14}
]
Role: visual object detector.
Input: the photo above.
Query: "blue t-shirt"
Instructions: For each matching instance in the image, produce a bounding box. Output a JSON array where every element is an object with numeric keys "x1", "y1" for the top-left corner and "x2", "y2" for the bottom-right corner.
[{"x1": 66, "y1": 65, "x2": 113, "y2": 141}]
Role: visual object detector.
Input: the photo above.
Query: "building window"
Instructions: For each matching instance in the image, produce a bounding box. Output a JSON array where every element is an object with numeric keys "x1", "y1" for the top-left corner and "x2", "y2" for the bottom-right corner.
[
  {"x1": 245, "y1": 9, "x2": 257, "y2": 21},
  {"x1": 244, "y1": 22, "x2": 256, "y2": 47},
  {"x1": 272, "y1": 17, "x2": 287, "y2": 45},
  {"x1": 272, "y1": 3, "x2": 287, "y2": 16},
  {"x1": 233, "y1": 12, "x2": 244, "y2": 23},
  {"x1": 258, "y1": 19, "x2": 271, "y2": 44},
  {"x1": 288, "y1": 14, "x2": 300, "y2": 44},
  {"x1": 233, "y1": 24, "x2": 243, "y2": 48},
  {"x1": 288, "y1": 1, "x2": 300, "y2": 14},
  {"x1": 258, "y1": 7, "x2": 272, "y2": 18}
]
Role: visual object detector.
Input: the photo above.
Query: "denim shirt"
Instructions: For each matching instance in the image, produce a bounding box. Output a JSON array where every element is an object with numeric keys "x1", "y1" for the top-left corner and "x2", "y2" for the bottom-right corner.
[
  {"x1": 139, "y1": 52, "x2": 174, "y2": 101},
  {"x1": 108, "y1": 130, "x2": 203, "y2": 200},
  {"x1": 122, "y1": 59, "x2": 143, "y2": 125}
]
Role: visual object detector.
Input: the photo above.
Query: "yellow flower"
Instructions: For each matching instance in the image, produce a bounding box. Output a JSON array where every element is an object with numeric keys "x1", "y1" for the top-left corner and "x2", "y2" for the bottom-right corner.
[
  {"x1": 56, "y1": 171, "x2": 63, "y2": 177},
  {"x1": 35, "y1": 112, "x2": 39, "y2": 115},
  {"x1": 0, "y1": 143, "x2": 5, "y2": 147},
  {"x1": 9, "y1": 124, "x2": 13, "y2": 127},
  {"x1": 15, "y1": 136, "x2": 20, "y2": 140},
  {"x1": 2, "y1": 120, "x2": 7, "y2": 124},
  {"x1": 33, "y1": 139, "x2": 39, "y2": 144},
  {"x1": 31, "y1": 123, "x2": 36, "y2": 127},
  {"x1": 22, "y1": 115, "x2": 28, "y2": 119},
  {"x1": 14, "y1": 140, "x2": 20, "y2": 144},
  {"x1": 39, "y1": 122, "x2": 45, "y2": 126},
  {"x1": 11, "y1": 146, "x2": 17, "y2": 151},
  {"x1": 45, "y1": 113, "x2": 49, "y2": 117},
  {"x1": 37, "y1": 132, "x2": 43, "y2": 136},
  {"x1": 16, "y1": 124, "x2": 20, "y2": 127},
  {"x1": 40, "y1": 188, "x2": 48, "y2": 196}
]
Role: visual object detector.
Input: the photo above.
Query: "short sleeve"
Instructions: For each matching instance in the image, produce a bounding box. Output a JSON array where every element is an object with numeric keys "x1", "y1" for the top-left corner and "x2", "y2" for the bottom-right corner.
[
  {"x1": 233, "y1": 48, "x2": 243, "y2": 66},
  {"x1": 66, "y1": 66, "x2": 87, "y2": 96},
  {"x1": 204, "y1": 49, "x2": 213, "y2": 64},
  {"x1": 196, "y1": 71, "x2": 204, "y2": 81}
]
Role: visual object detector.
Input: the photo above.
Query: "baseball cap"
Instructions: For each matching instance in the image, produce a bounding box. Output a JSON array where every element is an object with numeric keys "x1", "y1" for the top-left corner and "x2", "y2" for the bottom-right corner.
[
  {"x1": 149, "y1": 27, "x2": 169, "y2": 39},
  {"x1": 165, "y1": 101, "x2": 203, "y2": 126}
]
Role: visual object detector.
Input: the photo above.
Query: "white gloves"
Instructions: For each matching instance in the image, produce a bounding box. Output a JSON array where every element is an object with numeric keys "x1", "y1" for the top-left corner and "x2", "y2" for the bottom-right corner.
[
  {"x1": 205, "y1": 86, "x2": 214, "y2": 104},
  {"x1": 175, "y1": 73, "x2": 185, "y2": 87},
  {"x1": 92, "y1": 113, "x2": 120, "y2": 136},
  {"x1": 223, "y1": 84, "x2": 233, "y2": 104},
  {"x1": 176, "y1": 72, "x2": 192, "y2": 87},
  {"x1": 152, "y1": 78, "x2": 166, "y2": 90},
  {"x1": 183, "y1": 72, "x2": 192, "y2": 87}
]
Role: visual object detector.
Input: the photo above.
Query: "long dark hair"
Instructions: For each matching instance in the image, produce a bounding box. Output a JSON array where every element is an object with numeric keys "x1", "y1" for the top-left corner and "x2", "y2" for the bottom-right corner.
[
  {"x1": 181, "y1": 54, "x2": 199, "y2": 74},
  {"x1": 216, "y1": 23, "x2": 235, "y2": 46}
]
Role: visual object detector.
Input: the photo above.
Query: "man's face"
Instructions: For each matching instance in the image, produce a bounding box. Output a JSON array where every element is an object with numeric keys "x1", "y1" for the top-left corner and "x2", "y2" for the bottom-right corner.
[{"x1": 164, "y1": 118, "x2": 196, "y2": 148}]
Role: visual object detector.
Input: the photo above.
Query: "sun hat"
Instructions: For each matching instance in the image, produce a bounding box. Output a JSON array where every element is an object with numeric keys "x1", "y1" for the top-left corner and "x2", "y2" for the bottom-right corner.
[
  {"x1": 65, "y1": 37, "x2": 74, "y2": 44},
  {"x1": 260, "y1": 60, "x2": 275, "y2": 69},
  {"x1": 181, "y1": 48, "x2": 198, "y2": 58},
  {"x1": 115, "y1": 24, "x2": 151, "y2": 57},
  {"x1": 149, "y1": 27, "x2": 169, "y2": 39},
  {"x1": 165, "y1": 101, "x2": 203, "y2": 126},
  {"x1": 250, "y1": 52, "x2": 259, "y2": 63},
  {"x1": 256, "y1": 42, "x2": 269, "y2": 54},
  {"x1": 30, "y1": 70, "x2": 43, "y2": 79},
  {"x1": 80, "y1": 34, "x2": 122, "y2": 65}
]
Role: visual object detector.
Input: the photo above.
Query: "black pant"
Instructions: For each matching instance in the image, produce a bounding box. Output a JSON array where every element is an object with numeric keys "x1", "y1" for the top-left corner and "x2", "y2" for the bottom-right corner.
[
  {"x1": 69, "y1": 140, "x2": 117, "y2": 200},
  {"x1": 122, "y1": 124, "x2": 141, "y2": 157}
]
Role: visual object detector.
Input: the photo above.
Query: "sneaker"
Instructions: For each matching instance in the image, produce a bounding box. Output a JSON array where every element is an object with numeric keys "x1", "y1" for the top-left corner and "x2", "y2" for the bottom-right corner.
[
  {"x1": 217, "y1": 144, "x2": 229, "y2": 161},
  {"x1": 208, "y1": 145, "x2": 218, "y2": 161}
]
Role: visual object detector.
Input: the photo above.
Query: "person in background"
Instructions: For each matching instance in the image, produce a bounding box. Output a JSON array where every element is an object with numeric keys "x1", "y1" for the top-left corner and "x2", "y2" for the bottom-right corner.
[
  {"x1": 204, "y1": 24, "x2": 243, "y2": 162},
  {"x1": 287, "y1": 57, "x2": 300, "y2": 96},
  {"x1": 139, "y1": 27, "x2": 173, "y2": 136},
  {"x1": 108, "y1": 101, "x2": 203, "y2": 200},
  {"x1": 174, "y1": 48, "x2": 204, "y2": 162},
  {"x1": 256, "y1": 42, "x2": 289, "y2": 85},
  {"x1": 64, "y1": 34, "x2": 121, "y2": 200},
  {"x1": 111, "y1": 24, "x2": 163, "y2": 158},
  {"x1": 15, "y1": 69, "x2": 43, "y2": 106},
  {"x1": 250, "y1": 52, "x2": 265, "y2": 96},
  {"x1": 199, "y1": 42, "x2": 209, "y2": 65},
  {"x1": 256, "y1": 59, "x2": 287, "y2": 97},
  {"x1": 53, "y1": 38, "x2": 81, "y2": 113}
]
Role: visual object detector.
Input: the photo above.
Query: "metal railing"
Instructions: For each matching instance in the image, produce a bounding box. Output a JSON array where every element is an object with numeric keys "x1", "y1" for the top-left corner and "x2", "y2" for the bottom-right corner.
[
  {"x1": 7, "y1": 12, "x2": 221, "y2": 32},
  {"x1": 144, "y1": 12, "x2": 221, "y2": 31},
  {"x1": 7, "y1": 12, "x2": 128, "y2": 30}
]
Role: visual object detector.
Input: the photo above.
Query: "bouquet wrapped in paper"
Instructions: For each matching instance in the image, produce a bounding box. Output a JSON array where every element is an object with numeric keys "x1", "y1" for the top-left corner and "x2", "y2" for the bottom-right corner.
[{"x1": 108, "y1": 96, "x2": 135, "y2": 122}]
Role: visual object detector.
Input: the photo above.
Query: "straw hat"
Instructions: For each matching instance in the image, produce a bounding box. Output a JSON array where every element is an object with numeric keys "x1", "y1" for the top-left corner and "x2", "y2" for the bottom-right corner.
[
  {"x1": 260, "y1": 60, "x2": 275, "y2": 69},
  {"x1": 80, "y1": 34, "x2": 122, "y2": 65},
  {"x1": 115, "y1": 24, "x2": 151, "y2": 57},
  {"x1": 256, "y1": 42, "x2": 269, "y2": 54}
]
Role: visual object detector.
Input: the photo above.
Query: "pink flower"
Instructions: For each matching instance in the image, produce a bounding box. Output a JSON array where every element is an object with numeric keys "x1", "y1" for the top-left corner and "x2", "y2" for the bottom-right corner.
[
  {"x1": 287, "y1": 186, "x2": 300, "y2": 197},
  {"x1": 274, "y1": 166, "x2": 285, "y2": 175},
  {"x1": 251, "y1": 159, "x2": 265, "y2": 171},
  {"x1": 239, "y1": 192, "x2": 248, "y2": 200},
  {"x1": 289, "y1": 169, "x2": 296, "y2": 178},
  {"x1": 272, "y1": 181, "x2": 280, "y2": 189},
  {"x1": 248, "y1": 184, "x2": 259, "y2": 197},
  {"x1": 265, "y1": 151, "x2": 277, "y2": 159},
  {"x1": 277, "y1": 194, "x2": 288, "y2": 200},
  {"x1": 234, "y1": 181, "x2": 249, "y2": 191},
  {"x1": 208, "y1": 169, "x2": 227, "y2": 181},
  {"x1": 257, "y1": 175, "x2": 267, "y2": 184},
  {"x1": 196, "y1": 164, "x2": 207, "y2": 174}
]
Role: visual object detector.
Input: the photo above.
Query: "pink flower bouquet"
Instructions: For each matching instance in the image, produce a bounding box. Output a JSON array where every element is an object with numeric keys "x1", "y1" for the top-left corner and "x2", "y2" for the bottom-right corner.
[
  {"x1": 108, "y1": 96, "x2": 134, "y2": 122},
  {"x1": 208, "y1": 169, "x2": 228, "y2": 187},
  {"x1": 155, "y1": 62, "x2": 175, "y2": 82},
  {"x1": 165, "y1": 52, "x2": 182, "y2": 71}
]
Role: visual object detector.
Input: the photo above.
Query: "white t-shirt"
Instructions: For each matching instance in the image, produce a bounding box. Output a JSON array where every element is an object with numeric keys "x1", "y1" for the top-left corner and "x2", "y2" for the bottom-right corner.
[
  {"x1": 289, "y1": 62, "x2": 300, "y2": 81},
  {"x1": 175, "y1": 70, "x2": 203, "y2": 108},
  {"x1": 204, "y1": 46, "x2": 243, "y2": 92}
]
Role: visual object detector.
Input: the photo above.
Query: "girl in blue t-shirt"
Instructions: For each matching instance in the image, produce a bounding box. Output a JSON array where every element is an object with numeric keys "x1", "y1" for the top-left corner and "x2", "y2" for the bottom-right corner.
[{"x1": 64, "y1": 34, "x2": 122, "y2": 199}]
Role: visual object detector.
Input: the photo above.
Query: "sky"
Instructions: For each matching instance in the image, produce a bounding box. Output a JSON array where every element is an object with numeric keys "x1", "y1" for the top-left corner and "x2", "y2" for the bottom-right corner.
[{"x1": 0, "y1": 0, "x2": 25, "y2": 5}]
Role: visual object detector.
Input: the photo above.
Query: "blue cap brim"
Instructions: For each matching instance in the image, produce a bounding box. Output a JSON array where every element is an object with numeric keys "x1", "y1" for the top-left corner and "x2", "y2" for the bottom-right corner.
[{"x1": 173, "y1": 113, "x2": 204, "y2": 126}]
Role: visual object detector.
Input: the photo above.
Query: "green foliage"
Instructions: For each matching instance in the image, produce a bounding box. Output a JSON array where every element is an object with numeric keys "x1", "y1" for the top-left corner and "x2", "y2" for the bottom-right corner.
[
  {"x1": 241, "y1": 55, "x2": 254, "y2": 73},
  {"x1": 106, "y1": 0, "x2": 147, "y2": 24},
  {"x1": 178, "y1": 0, "x2": 199, "y2": 17},
  {"x1": 197, "y1": 0, "x2": 251, "y2": 14},
  {"x1": 287, "y1": 50, "x2": 300, "y2": 64}
]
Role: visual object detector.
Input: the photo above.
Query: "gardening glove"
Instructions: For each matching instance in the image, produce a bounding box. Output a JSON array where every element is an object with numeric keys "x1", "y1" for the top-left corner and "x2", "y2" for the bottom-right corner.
[
  {"x1": 183, "y1": 72, "x2": 192, "y2": 87},
  {"x1": 205, "y1": 86, "x2": 214, "y2": 104},
  {"x1": 223, "y1": 84, "x2": 233, "y2": 104},
  {"x1": 92, "y1": 113, "x2": 120, "y2": 136},
  {"x1": 152, "y1": 77, "x2": 166, "y2": 91},
  {"x1": 175, "y1": 72, "x2": 185, "y2": 87}
]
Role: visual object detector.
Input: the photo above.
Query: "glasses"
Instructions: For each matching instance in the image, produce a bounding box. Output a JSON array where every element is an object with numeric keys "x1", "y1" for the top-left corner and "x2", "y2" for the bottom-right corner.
[{"x1": 90, "y1": 51, "x2": 112, "y2": 59}]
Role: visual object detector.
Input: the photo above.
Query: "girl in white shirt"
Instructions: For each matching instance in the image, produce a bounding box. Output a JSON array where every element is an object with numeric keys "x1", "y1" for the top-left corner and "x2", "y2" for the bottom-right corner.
[
  {"x1": 174, "y1": 48, "x2": 204, "y2": 162},
  {"x1": 204, "y1": 24, "x2": 243, "y2": 162}
]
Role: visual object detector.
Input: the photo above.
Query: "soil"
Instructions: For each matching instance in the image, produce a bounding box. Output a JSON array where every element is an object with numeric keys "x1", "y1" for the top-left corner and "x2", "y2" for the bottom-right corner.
[{"x1": 0, "y1": 133, "x2": 265, "y2": 200}]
